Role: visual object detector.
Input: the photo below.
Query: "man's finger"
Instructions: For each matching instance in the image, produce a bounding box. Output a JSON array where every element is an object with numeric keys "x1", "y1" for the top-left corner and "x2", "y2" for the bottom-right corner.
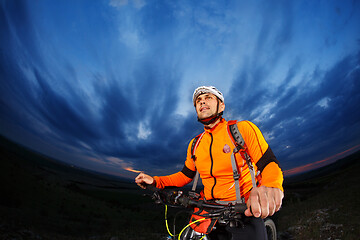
[
  {"x1": 135, "y1": 173, "x2": 148, "y2": 189},
  {"x1": 244, "y1": 208, "x2": 252, "y2": 217},
  {"x1": 274, "y1": 189, "x2": 284, "y2": 212},
  {"x1": 267, "y1": 189, "x2": 276, "y2": 216},
  {"x1": 244, "y1": 197, "x2": 253, "y2": 217},
  {"x1": 258, "y1": 188, "x2": 269, "y2": 218},
  {"x1": 249, "y1": 190, "x2": 261, "y2": 218},
  {"x1": 135, "y1": 173, "x2": 143, "y2": 182}
]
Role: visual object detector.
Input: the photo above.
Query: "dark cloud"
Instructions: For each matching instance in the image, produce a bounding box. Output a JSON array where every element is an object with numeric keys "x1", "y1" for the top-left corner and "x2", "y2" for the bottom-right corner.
[
  {"x1": 263, "y1": 50, "x2": 360, "y2": 169},
  {"x1": 224, "y1": 35, "x2": 360, "y2": 171},
  {"x1": 0, "y1": 0, "x2": 181, "y2": 168},
  {"x1": 223, "y1": 0, "x2": 360, "y2": 170},
  {"x1": 34, "y1": 69, "x2": 101, "y2": 142}
]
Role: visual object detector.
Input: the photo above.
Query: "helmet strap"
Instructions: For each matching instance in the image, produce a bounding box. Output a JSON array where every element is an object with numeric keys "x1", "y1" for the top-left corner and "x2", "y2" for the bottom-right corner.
[
  {"x1": 197, "y1": 111, "x2": 223, "y2": 125},
  {"x1": 197, "y1": 99, "x2": 223, "y2": 125}
]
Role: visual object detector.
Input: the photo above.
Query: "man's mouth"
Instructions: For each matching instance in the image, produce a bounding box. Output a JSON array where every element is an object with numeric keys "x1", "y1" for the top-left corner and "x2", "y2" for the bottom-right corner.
[{"x1": 200, "y1": 106, "x2": 209, "y2": 112}]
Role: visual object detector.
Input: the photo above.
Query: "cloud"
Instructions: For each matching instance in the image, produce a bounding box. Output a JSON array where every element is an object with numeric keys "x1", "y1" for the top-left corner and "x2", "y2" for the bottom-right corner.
[
  {"x1": 267, "y1": 51, "x2": 360, "y2": 169},
  {"x1": 137, "y1": 122, "x2": 152, "y2": 140},
  {"x1": 1, "y1": 0, "x2": 359, "y2": 178},
  {"x1": 316, "y1": 97, "x2": 330, "y2": 109}
]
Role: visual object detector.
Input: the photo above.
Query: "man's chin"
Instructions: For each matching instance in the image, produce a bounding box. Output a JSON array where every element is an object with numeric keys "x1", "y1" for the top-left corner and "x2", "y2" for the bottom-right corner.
[
  {"x1": 198, "y1": 114, "x2": 211, "y2": 120},
  {"x1": 198, "y1": 115, "x2": 214, "y2": 121}
]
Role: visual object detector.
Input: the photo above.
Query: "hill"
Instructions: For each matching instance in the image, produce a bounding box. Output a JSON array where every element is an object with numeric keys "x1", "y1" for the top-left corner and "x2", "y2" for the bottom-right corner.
[
  {"x1": 0, "y1": 135, "x2": 168, "y2": 240},
  {"x1": 276, "y1": 150, "x2": 360, "y2": 239}
]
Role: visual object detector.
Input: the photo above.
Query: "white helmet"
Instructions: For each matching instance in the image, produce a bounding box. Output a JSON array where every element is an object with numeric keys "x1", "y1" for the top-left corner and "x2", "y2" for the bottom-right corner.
[{"x1": 192, "y1": 86, "x2": 224, "y2": 106}]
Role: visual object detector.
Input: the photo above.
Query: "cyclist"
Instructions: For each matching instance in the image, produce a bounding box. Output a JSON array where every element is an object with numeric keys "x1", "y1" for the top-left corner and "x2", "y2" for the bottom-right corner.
[{"x1": 135, "y1": 86, "x2": 284, "y2": 240}]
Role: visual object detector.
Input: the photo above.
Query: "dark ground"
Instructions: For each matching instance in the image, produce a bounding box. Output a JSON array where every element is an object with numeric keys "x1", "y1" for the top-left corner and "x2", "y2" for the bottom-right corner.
[
  {"x1": 0, "y1": 135, "x2": 359, "y2": 239},
  {"x1": 275, "y1": 150, "x2": 360, "y2": 240}
]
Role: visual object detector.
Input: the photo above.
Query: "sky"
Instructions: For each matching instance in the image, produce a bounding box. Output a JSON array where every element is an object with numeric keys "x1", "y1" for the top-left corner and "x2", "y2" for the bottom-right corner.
[{"x1": 0, "y1": 0, "x2": 360, "y2": 179}]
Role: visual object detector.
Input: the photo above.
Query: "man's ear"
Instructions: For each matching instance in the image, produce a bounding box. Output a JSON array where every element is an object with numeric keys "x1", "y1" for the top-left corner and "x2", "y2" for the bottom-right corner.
[{"x1": 219, "y1": 102, "x2": 225, "y2": 112}]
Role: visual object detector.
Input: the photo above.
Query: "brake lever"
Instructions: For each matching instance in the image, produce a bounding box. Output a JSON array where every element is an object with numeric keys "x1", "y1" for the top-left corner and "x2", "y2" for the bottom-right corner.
[
  {"x1": 152, "y1": 191, "x2": 165, "y2": 204},
  {"x1": 174, "y1": 191, "x2": 183, "y2": 204}
]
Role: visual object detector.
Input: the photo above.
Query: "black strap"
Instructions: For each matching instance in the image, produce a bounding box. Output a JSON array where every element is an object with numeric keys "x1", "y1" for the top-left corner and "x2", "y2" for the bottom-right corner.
[
  {"x1": 191, "y1": 134, "x2": 201, "y2": 160},
  {"x1": 255, "y1": 147, "x2": 279, "y2": 172},
  {"x1": 181, "y1": 165, "x2": 196, "y2": 179},
  {"x1": 190, "y1": 133, "x2": 204, "y2": 192}
]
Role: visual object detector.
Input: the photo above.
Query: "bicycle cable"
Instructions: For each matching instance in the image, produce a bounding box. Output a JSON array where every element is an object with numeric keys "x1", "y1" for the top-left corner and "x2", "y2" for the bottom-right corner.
[
  {"x1": 165, "y1": 205, "x2": 176, "y2": 237},
  {"x1": 178, "y1": 217, "x2": 207, "y2": 240},
  {"x1": 165, "y1": 204, "x2": 207, "y2": 240}
]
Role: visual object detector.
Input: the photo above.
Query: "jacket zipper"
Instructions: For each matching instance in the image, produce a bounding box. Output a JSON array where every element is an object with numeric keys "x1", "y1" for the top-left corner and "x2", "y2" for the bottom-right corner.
[{"x1": 209, "y1": 133, "x2": 216, "y2": 199}]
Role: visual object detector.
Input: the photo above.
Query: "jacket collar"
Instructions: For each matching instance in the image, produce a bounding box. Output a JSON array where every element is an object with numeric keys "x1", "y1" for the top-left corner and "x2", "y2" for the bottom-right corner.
[{"x1": 204, "y1": 118, "x2": 227, "y2": 134}]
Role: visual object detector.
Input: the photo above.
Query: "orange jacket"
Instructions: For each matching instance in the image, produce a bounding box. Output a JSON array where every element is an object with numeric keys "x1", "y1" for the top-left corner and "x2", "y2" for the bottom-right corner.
[{"x1": 154, "y1": 119, "x2": 283, "y2": 201}]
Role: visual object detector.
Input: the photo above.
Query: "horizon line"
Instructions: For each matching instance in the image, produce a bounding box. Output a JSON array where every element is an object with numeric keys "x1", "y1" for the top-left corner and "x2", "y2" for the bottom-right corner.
[{"x1": 283, "y1": 144, "x2": 360, "y2": 177}]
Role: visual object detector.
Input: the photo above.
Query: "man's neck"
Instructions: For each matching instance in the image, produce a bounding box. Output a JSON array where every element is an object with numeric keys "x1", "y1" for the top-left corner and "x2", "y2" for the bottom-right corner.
[{"x1": 204, "y1": 118, "x2": 222, "y2": 129}]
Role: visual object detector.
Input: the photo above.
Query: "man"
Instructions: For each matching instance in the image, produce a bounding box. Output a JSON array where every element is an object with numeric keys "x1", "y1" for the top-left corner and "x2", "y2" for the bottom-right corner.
[{"x1": 135, "y1": 86, "x2": 284, "y2": 239}]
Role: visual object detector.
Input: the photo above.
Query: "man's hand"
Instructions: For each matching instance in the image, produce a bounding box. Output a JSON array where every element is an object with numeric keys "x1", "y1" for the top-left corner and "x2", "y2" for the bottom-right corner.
[
  {"x1": 135, "y1": 172, "x2": 155, "y2": 189},
  {"x1": 244, "y1": 186, "x2": 284, "y2": 219}
]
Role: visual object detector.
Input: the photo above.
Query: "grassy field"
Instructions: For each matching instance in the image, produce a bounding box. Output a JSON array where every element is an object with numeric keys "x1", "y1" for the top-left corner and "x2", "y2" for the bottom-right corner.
[{"x1": 1, "y1": 135, "x2": 359, "y2": 239}]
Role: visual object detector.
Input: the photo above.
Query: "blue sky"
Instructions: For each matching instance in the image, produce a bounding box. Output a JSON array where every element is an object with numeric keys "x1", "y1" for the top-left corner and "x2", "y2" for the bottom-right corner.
[{"x1": 1, "y1": 0, "x2": 359, "y2": 179}]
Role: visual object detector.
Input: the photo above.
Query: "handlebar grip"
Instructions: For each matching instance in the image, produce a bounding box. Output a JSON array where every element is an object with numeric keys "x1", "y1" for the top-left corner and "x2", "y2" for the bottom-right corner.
[
  {"x1": 177, "y1": 195, "x2": 189, "y2": 207},
  {"x1": 177, "y1": 197, "x2": 200, "y2": 208},
  {"x1": 145, "y1": 184, "x2": 160, "y2": 192},
  {"x1": 234, "y1": 203, "x2": 247, "y2": 214}
]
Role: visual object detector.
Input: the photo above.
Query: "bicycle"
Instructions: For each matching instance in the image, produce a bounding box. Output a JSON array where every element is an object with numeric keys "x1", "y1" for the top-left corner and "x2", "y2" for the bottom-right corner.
[{"x1": 145, "y1": 185, "x2": 277, "y2": 240}]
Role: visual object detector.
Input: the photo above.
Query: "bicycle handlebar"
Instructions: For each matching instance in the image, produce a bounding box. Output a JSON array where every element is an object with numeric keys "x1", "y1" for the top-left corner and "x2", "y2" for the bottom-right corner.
[{"x1": 145, "y1": 184, "x2": 247, "y2": 215}]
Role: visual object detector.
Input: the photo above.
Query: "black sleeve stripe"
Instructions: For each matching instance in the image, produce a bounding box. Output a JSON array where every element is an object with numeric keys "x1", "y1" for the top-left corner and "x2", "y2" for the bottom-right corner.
[
  {"x1": 255, "y1": 147, "x2": 280, "y2": 172},
  {"x1": 181, "y1": 165, "x2": 196, "y2": 179}
]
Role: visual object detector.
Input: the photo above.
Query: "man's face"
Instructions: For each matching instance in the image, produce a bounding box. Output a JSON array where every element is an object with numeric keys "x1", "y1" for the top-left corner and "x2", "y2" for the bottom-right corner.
[{"x1": 195, "y1": 93, "x2": 225, "y2": 119}]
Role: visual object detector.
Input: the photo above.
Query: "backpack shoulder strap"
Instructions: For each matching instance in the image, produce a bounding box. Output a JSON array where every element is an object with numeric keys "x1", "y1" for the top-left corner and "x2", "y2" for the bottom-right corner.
[
  {"x1": 190, "y1": 132, "x2": 205, "y2": 192},
  {"x1": 227, "y1": 121, "x2": 257, "y2": 202},
  {"x1": 191, "y1": 132, "x2": 204, "y2": 160},
  {"x1": 227, "y1": 120, "x2": 246, "y2": 148}
]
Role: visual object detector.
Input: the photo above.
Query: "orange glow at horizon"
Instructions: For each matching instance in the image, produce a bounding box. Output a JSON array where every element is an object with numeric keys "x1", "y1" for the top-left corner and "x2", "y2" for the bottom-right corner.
[
  {"x1": 124, "y1": 167, "x2": 143, "y2": 173},
  {"x1": 284, "y1": 144, "x2": 360, "y2": 176}
]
